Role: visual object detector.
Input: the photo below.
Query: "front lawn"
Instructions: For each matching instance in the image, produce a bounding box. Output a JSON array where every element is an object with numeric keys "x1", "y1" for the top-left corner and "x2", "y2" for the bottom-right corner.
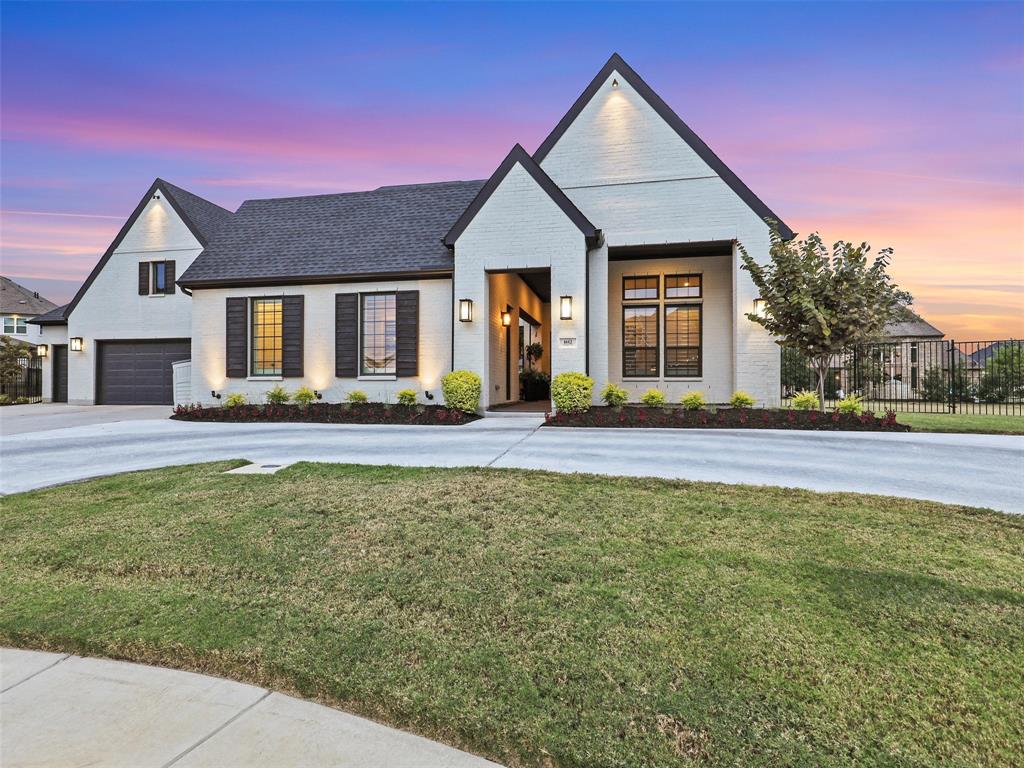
[
  {"x1": 893, "y1": 411, "x2": 1024, "y2": 435},
  {"x1": 2, "y1": 463, "x2": 1021, "y2": 767}
]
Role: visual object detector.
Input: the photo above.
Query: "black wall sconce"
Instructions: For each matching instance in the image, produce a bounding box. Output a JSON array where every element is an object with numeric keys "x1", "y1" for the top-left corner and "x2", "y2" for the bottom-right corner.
[{"x1": 210, "y1": 390, "x2": 222, "y2": 400}]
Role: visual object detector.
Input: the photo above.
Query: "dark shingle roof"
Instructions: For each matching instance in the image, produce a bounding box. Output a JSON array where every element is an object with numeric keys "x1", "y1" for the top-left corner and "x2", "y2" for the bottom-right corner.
[
  {"x1": 179, "y1": 180, "x2": 485, "y2": 287},
  {"x1": 883, "y1": 308, "x2": 944, "y2": 339},
  {"x1": 159, "y1": 179, "x2": 234, "y2": 243},
  {"x1": 27, "y1": 303, "x2": 68, "y2": 326},
  {"x1": 0, "y1": 276, "x2": 59, "y2": 315}
]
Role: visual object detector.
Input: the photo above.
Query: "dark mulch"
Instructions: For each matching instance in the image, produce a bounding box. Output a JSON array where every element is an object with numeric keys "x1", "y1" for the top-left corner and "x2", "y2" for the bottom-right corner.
[
  {"x1": 544, "y1": 405, "x2": 910, "y2": 431},
  {"x1": 171, "y1": 402, "x2": 479, "y2": 425}
]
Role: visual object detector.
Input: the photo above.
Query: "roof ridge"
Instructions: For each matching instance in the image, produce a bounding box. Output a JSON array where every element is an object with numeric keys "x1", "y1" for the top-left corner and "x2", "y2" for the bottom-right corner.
[{"x1": 240, "y1": 179, "x2": 487, "y2": 206}]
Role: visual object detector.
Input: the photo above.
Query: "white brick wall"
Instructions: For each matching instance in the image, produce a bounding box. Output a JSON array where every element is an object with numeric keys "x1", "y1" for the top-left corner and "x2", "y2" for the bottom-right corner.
[
  {"x1": 190, "y1": 279, "x2": 452, "y2": 406},
  {"x1": 31, "y1": 323, "x2": 68, "y2": 402}
]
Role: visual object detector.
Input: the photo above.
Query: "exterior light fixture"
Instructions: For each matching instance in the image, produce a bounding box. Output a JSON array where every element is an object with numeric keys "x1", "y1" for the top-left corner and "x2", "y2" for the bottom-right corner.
[
  {"x1": 612, "y1": 78, "x2": 619, "y2": 88},
  {"x1": 313, "y1": 390, "x2": 323, "y2": 400},
  {"x1": 424, "y1": 390, "x2": 434, "y2": 400},
  {"x1": 459, "y1": 298, "x2": 473, "y2": 322},
  {"x1": 70, "y1": 337, "x2": 84, "y2": 352},
  {"x1": 752, "y1": 298, "x2": 767, "y2": 318},
  {"x1": 210, "y1": 390, "x2": 222, "y2": 400},
  {"x1": 501, "y1": 310, "x2": 512, "y2": 327},
  {"x1": 36, "y1": 344, "x2": 48, "y2": 358},
  {"x1": 559, "y1": 296, "x2": 573, "y2": 320}
]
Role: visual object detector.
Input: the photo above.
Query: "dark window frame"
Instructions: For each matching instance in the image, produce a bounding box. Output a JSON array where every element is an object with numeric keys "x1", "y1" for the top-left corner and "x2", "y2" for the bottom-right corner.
[
  {"x1": 622, "y1": 275, "x2": 660, "y2": 301},
  {"x1": 622, "y1": 303, "x2": 660, "y2": 378},
  {"x1": 359, "y1": 291, "x2": 398, "y2": 376},
  {"x1": 151, "y1": 261, "x2": 168, "y2": 294},
  {"x1": 250, "y1": 296, "x2": 283, "y2": 376},
  {"x1": 665, "y1": 273, "x2": 702, "y2": 299},
  {"x1": 664, "y1": 303, "x2": 703, "y2": 378}
]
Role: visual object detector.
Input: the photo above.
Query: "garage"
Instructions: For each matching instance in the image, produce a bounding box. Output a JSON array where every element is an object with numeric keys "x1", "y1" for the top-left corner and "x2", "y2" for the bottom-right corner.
[{"x1": 97, "y1": 340, "x2": 191, "y2": 405}]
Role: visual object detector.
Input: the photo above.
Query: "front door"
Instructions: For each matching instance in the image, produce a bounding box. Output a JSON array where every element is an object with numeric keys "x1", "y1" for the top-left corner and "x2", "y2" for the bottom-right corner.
[{"x1": 52, "y1": 345, "x2": 68, "y2": 402}]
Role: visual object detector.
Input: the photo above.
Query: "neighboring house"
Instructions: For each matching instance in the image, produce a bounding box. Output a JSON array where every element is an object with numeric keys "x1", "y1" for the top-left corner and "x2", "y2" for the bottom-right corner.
[
  {"x1": 33, "y1": 53, "x2": 791, "y2": 408},
  {"x1": 1, "y1": 276, "x2": 57, "y2": 345}
]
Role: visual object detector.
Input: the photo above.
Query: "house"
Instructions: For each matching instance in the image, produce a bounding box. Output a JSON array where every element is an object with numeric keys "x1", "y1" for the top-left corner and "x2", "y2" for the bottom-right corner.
[
  {"x1": 32, "y1": 53, "x2": 791, "y2": 409},
  {"x1": 1, "y1": 276, "x2": 57, "y2": 345}
]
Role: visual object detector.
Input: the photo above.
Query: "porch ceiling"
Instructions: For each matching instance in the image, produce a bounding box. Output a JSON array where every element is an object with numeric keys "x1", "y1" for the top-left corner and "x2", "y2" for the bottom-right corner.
[{"x1": 608, "y1": 240, "x2": 734, "y2": 261}]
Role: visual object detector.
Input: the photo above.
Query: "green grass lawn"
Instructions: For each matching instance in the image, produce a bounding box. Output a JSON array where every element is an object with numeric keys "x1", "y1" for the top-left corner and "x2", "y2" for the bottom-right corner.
[
  {"x1": 3, "y1": 463, "x2": 1022, "y2": 767},
  {"x1": 896, "y1": 412, "x2": 1024, "y2": 434}
]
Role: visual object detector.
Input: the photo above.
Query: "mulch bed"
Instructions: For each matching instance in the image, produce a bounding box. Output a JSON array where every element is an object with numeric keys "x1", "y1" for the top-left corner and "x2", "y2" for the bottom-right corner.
[
  {"x1": 544, "y1": 405, "x2": 910, "y2": 431},
  {"x1": 171, "y1": 402, "x2": 479, "y2": 425}
]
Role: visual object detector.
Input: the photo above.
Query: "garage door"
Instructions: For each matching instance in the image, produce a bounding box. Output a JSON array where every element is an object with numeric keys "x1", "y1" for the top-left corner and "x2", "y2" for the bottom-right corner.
[{"x1": 97, "y1": 340, "x2": 191, "y2": 405}]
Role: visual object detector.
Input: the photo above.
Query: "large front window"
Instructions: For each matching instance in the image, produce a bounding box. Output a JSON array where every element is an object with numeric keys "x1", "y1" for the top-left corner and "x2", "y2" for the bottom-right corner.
[
  {"x1": 251, "y1": 298, "x2": 282, "y2": 376},
  {"x1": 623, "y1": 306, "x2": 659, "y2": 377},
  {"x1": 361, "y1": 293, "x2": 396, "y2": 375},
  {"x1": 665, "y1": 305, "x2": 701, "y2": 377}
]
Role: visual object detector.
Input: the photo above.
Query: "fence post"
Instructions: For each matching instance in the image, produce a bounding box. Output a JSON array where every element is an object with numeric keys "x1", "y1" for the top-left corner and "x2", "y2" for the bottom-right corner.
[{"x1": 948, "y1": 339, "x2": 956, "y2": 413}]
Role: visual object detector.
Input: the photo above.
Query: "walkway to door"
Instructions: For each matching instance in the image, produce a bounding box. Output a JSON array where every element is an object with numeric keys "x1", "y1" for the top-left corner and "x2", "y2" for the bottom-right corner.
[{"x1": 486, "y1": 400, "x2": 549, "y2": 414}]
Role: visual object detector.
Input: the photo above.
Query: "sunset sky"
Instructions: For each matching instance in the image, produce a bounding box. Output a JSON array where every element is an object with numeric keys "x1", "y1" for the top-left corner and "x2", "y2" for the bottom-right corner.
[{"x1": 2, "y1": 1, "x2": 1021, "y2": 339}]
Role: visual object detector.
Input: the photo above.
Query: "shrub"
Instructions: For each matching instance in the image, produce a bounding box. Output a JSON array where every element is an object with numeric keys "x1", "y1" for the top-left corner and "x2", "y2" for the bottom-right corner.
[
  {"x1": 14, "y1": 396, "x2": 30, "y2": 405},
  {"x1": 551, "y1": 372, "x2": 594, "y2": 414},
  {"x1": 791, "y1": 390, "x2": 820, "y2": 410},
  {"x1": 442, "y1": 370, "x2": 482, "y2": 413},
  {"x1": 836, "y1": 394, "x2": 863, "y2": 414},
  {"x1": 346, "y1": 390, "x2": 369, "y2": 404},
  {"x1": 600, "y1": 382, "x2": 628, "y2": 407},
  {"x1": 0, "y1": 394, "x2": 11, "y2": 406},
  {"x1": 680, "y1": 391, "x2": 707, "y2": 410},
  {"x1": 265, "y1": 385, "x2": 290, "y2": 405},
  {"x1": 397, "y1": 388, "x2": 418, "y2": 406},
  {"x1": 640, "y1": 388, "x2": 667, "y2": 407},
  {"x1": 292, "y1": 387, "x2": 317, "y2": 405},
  {"x1": 223, "y1": 393, "x2": 247, "y2": 408},
  {"x1": 729, "y1": 390, "x2": 756, "y2": 408}
]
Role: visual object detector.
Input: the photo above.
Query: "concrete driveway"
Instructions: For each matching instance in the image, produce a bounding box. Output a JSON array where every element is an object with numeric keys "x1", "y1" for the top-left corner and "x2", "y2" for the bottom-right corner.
[
  {"x1": 0, "y1": 402, "x2": 172, "y2": 435},
  {"x1": 0, "y1": 648, "x2": 500, "y2": 768},
  {"x1": 1, "y1": 406, "x2": 1021, "y2": 512}
]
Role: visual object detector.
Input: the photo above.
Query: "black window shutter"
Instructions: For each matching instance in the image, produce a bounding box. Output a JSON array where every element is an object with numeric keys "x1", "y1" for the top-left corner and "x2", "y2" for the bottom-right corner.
[
  {"x1": 138, "y1": 262, "x2": 150, "y2": 295},
  {"x1": 281, "y1": 295, "x2": 304, "y2": 377},
  {"x1": 335, "y1": 293, "x2": 359, "y2": 377},
  {"x1": 396, "y1": 290, "x2": 419, "y2": 377},
  {"x1": 226, "y1": 297, "x2": 248, "y2": 378},
  {"x1": 165, "y1": 261, "x2": 176, "y2": 294}
]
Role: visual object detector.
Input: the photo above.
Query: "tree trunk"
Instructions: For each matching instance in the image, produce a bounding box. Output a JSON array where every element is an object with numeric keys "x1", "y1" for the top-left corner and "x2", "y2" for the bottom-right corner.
[{"x1": 814, "y1": 357, "x2": 830, "y2": 413}]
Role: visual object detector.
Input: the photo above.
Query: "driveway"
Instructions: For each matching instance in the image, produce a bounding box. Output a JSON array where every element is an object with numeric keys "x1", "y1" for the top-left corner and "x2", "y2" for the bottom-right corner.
[
  {"x1": 0, "y1": 648, "x2": 500, "y2": 768},
  {"x1": 0, "y1": 403, "x2": 172, "y2": 435},
  {"x1": 1, "y1": 406, "x2": 1021, "y2": 512}
]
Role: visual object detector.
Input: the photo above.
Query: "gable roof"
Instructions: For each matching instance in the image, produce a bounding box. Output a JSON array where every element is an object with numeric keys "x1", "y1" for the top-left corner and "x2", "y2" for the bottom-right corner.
[
  {"x1": 443, "y1": 144, "x2": 600, "y2": 247},
  {"x1": 62, "y1": 179, "x2": 233, "y2": 317},
  {"x1": 0, "y1": 276, "x2": 58, "y2": 315},
  {"x1": 533, "y1": 53, "x2": 795, "y2": 240},
  {"x1": 883, "y1": 307, "x2": 943, "y2": 339},
  {"x1": 26, "y1": 303, "x2": 69, "y2": 326},
  {"x1": 178, "y1": 180, "x2": 485, "y2": 288}
]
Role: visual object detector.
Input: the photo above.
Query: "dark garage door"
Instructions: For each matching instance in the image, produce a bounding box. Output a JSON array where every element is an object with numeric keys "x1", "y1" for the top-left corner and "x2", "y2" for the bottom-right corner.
[{"x1": 97, "y1": 340, "x2": 190, "y2": 405}]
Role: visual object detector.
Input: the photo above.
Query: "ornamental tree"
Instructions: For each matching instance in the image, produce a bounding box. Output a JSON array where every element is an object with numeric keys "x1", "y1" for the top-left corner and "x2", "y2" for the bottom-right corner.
[
  {"x1": 740, "y1": 224, "x2": 912, "y2": 411},
  {"x1": 0, "y1": 336, "x2": 31, "y2": 384}
]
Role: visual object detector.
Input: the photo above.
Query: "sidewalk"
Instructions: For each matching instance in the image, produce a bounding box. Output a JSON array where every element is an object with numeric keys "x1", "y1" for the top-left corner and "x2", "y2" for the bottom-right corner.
[{"x1": 0, "y1": 648, "x2": 501, "y2": 768}]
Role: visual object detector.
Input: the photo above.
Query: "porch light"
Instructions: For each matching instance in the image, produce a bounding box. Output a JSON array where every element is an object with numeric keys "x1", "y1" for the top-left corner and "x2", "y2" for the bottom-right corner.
[
  {"x1": 501, "y1": 309, "x2": 512, "y2": 327},
  {"x1": 210, "y1": 391, "x2": 221, "y2": 400},
  {"x1": 559, "y1": 295, "x2": 573, "y2": 320},
  {"x1": 36, "y1": 344, "x2": 48, "y2": 358},
  {"x1": 752, "y1": 298, "x2": 767, "y2": 318},
  {"x1": 459, "y1": 298, "x2": 473, "y2": 322},
  {"x1": 70, "y1": 337, "x2": 84, "y2": 352}
]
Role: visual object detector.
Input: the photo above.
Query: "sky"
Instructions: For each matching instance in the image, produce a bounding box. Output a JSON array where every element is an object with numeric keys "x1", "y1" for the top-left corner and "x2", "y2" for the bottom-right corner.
[{"x1": 1, "y1": 1, "x2": 1022, "y2": 339}]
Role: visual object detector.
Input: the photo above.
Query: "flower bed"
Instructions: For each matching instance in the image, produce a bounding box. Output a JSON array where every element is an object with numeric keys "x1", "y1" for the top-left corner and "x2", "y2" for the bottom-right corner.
[
  {"x1": 172, "y1": 402, "x2": 478, "y2": 425},
  {"x1": 544, "y1": 405, "x2": 910, "y2": 431}
]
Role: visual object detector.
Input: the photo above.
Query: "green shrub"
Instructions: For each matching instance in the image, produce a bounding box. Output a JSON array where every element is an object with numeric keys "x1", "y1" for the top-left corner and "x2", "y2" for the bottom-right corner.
[
  {"x1": 600, "y1": 382, "x2": 628, "y2": 407},
  {"x1": 223, "y1": 393, "x2": 247, "y2": 408},
  {"x1": 397, "y1": 388, "x2": 418, "y2": 407},
  {"x1": 729, "y1": 390, "x2": 756, "y2": 408},
  {"x1": 680, "y1": 391, "x2": 707, "y2": 410},
  {"x1": 791, "y1": 390, "x2": 820, "y2": 410},
  {"x1": 442, "y1": 370, "x2": 482, "y2": 413},
  {"x1": 14, "y1": 396, "x2": 30, "y2": 405},
  {"x1": 346, "y1": 390, "x2": 369, "y2": 404},
  {"x1": 265, "y1": 385, "x2": 290, "y2": 405},
  {"x1": 292, "y1": 387, "x2": 317, "y2": 405},
  {"x1": 551, "y1": 372, "x2": 594, "y2": 414},
  {"x1": 640, "y1": 388, "x2": 667, "y2": 407},
  {"x1": 0, "y1": 394, "x2": 11, "y2": 406},
  {"x1": 836, "y1": 394, "x2": 863, "y2": 414}
]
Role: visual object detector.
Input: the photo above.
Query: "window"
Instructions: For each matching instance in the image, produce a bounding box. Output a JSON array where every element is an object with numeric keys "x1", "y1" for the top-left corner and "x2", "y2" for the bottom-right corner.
[
  {"x1": 361, "y1": 293, "x2": 396, "y2": 375},
  {"x1": 3, "y1": 316, "x2": 27, "y2": 334},
  {"x1": 251, "y1": 298, "x2": 282, "y2": 376},
  {"x1": 623, "y1": 275, "x2": 659, "y2": 300},
  {"x1": 623, "y1": 306, "x2": 658, "y2": 377},
  {"x1": 152, "y1": 262, "x2": 167, "y2": 294},
  {"x1": 665, "y1": 305, "x2": 701, "y2": 377},
  {"x1": 666, "y1": 274, "x2": 701, "y2": 299}
]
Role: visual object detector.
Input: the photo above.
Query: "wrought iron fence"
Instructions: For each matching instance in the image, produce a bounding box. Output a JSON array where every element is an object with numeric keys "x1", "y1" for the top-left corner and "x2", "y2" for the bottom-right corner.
[
  {"x1": 1, "y1": 351, "x2": 42, "y2": 404},
  {"x1": 781, "y1": 339, "x2": 1023, "y2": 414}
]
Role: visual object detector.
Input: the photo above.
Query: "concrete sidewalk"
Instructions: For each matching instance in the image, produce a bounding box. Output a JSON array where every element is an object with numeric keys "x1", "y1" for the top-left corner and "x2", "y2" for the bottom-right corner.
[{"x1": 0, "y1": 648, "x2": 501, "y2": 768}]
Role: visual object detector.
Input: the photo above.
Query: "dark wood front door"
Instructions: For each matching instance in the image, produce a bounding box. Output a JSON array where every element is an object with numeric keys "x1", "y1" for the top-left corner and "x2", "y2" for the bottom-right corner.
[{"x1": 52, "y1": 345, "x2": 68, "y2": 402}]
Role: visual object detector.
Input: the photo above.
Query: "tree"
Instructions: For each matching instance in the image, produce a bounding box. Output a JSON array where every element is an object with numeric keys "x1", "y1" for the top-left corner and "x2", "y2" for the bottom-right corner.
[
  {"x1": 979, "y1": 341, "x2": 1023, "y2": 403},
  {"x1": 0, "y1": 336, "x2": 31, "y2": 383},
  {"x1": 740, "y1": 224, "x2": 911, "y2": 411}
]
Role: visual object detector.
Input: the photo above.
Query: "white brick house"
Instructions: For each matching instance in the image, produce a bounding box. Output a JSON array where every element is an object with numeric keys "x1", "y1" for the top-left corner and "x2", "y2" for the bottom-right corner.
[{"x1": 33, "y1": 53, "x2": 792, "y2": 409}]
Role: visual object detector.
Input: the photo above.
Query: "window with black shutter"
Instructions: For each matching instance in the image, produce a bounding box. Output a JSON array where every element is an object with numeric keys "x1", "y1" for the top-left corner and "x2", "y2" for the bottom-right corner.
[{"x1": 335, "y1": 293, "x2": 359, "y2": 377}]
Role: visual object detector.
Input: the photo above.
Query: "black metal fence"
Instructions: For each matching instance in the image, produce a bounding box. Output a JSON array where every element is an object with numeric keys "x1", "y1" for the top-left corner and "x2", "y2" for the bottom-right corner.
[
  {"x1": 1, "y1": 351, "x2": 42, "y2": 404},
  {"x1": 782, "y1": 339, "x2": 1023, "y2": 414}
]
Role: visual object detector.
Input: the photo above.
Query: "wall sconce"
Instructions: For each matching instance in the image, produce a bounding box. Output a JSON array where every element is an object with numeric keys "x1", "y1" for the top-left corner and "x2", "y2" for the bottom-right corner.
[
  {"x1": 313, "y1": 390, "x2": 323, "y2": 400},
  {"x1": 424, "y1": 390, "x2": 434, "y2": 400},
  {"x1": 612, "y1": 78, "x2": 619, "y2": 88},
  {"x1": 36, "y1": 344, "x2": 48, "y2": 358},
  {"x1": 70, "y1": 337, "x2": 84, "y2": 352},
  {"x1": 459, "y1": 298, "x2": 473, "y2": 322},
  {"x1": 752, "y1": 298, "x2": 767, "y2": 318},
  {"x1": 559, "y1": 296, "x2": 573, "y2": 320},
  {"x1": 501, "y1": 309, "x2": 512, "y2": 327},
  {"x1": 210, "y1": 390, "x2": 222, "y2": 400}
]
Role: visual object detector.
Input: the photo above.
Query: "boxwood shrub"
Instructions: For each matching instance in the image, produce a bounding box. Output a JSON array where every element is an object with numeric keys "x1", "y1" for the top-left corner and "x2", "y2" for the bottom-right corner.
[
  {"x1": 600, "y1": 382, "x2": 628, "y2": 407},
  {"x1": 551, "y1": 372, "x2": 594, "y2": 414},
  {"x1": 442, "y1": 370, "x2": 482, "y2": 413}
]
